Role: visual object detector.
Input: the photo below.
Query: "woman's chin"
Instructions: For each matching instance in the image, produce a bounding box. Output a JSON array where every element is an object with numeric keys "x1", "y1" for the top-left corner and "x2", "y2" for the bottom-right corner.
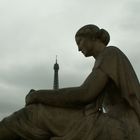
[{"x1": 84, "y1": 54, "x2": 90, "y2": 57}]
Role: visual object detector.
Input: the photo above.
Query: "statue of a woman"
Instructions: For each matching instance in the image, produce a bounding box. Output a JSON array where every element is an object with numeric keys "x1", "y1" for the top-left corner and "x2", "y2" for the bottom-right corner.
[{"x1": 0, "y1": 24, "x2": 140, "y2": 140}]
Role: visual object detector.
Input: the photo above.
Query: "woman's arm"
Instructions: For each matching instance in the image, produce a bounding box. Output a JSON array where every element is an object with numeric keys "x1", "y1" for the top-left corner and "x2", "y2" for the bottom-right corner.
[{"x1": 26, "y1": 68, "x2": 108, "y2": 108}]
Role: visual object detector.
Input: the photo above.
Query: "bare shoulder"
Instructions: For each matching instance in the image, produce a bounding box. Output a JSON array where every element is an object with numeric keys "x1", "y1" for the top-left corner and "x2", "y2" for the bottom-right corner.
[
  {"x1": 104, "y1": 46, "x2": 122, "y2": 53},
  {"x1": 94, "y1": 46, "x2": 121, "y2": 68},
  {"x1": 98, "y1": 46, "x2": 118, "y2": 59},
  {"x1": 101, "y1": 46, "x2": 126, "y2": 59},
  {"x1": 105, "y1": 46, "x2": 127, "y2": 59}
]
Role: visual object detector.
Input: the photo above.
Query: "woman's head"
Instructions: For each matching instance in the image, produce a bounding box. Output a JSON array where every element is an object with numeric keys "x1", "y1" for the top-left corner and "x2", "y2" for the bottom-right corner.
[{"x1": 75, "y1": 24, "x2": 110, "y2": 46}]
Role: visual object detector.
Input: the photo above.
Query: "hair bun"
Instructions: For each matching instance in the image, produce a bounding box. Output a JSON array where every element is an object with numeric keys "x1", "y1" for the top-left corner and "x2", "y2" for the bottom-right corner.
[{"x1": 98, "y1": 28, "x2": 110, "y2": 45}]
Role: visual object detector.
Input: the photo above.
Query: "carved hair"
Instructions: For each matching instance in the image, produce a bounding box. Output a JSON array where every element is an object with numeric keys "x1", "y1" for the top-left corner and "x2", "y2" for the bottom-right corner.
[{"x1": 75, "y1": 24, "x2": 110, "y2": 46}]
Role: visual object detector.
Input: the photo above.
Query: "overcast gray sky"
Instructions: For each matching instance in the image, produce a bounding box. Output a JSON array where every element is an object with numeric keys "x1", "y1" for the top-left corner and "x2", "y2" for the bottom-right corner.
[{"x1": 0, "y1": 0, "x2": 140, "y2": 120}]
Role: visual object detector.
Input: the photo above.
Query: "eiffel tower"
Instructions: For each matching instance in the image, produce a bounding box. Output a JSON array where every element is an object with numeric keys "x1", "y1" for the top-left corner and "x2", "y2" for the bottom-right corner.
[{"x1": 53, "y1": 56, "x2": 59, "y2": 89}]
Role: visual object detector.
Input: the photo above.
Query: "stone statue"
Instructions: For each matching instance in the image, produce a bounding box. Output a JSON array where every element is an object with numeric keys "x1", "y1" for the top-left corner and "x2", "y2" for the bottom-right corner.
[{"x1": 0, "y1": 24, "x2": 140, "y2": 140}]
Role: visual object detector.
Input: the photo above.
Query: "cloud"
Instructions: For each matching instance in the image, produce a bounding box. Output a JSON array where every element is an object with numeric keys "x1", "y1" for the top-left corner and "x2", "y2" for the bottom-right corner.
[
  {"x1": 118, "y1": 0, "x2": 140, "y2": 31},
  {"x1": 0, "y1": 63, "x2": 53, "y2": 89}
]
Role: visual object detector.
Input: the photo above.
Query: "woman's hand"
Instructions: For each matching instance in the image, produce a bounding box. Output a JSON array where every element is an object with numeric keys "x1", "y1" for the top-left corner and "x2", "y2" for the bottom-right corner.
[{"x1": 25, "y1": 89, "x2": 36, "y2": 106}]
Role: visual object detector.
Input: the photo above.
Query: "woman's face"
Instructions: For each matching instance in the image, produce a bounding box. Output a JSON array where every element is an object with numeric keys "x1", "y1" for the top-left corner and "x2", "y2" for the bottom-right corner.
[{"x1": 76, "y1": 36, "x2": 96, "y2": 57}]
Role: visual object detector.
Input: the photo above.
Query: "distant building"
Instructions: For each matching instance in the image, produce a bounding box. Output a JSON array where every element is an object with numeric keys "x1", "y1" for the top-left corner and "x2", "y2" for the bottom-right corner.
[{"x1": 53, "y1": 56, "x2": 59, "y2": 89}]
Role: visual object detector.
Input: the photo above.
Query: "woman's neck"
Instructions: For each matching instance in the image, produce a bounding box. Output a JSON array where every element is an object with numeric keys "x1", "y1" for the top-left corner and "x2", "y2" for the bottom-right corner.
[{"x1": 93, "y1": 42, "x2": 106, "y2": 59}]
